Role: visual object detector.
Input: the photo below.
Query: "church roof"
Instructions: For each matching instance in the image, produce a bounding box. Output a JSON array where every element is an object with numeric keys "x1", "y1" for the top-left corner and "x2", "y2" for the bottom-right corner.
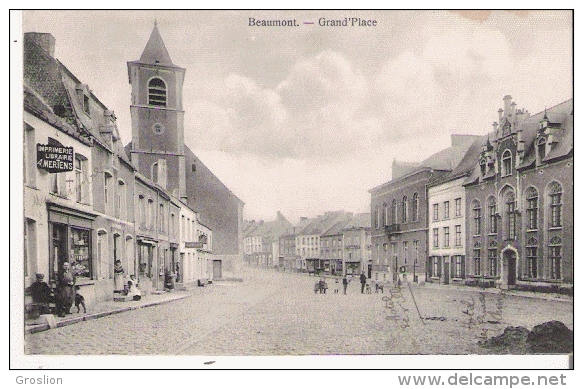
[{"x1": 138, "y1": 23, "x2": 176, "y2": 67}]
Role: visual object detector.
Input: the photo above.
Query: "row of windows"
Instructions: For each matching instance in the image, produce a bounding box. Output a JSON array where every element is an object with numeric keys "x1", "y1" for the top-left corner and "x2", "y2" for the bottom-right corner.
[
  {"x1": 471, "y1": 182, "x2": 563, "y2": 237},
  {"x1": 431, "y1": 255, "x2": 464, "y2": 278},
  {"x1": 433, "y1": 198, "x2": 462, "y2": 221},
  {"x1": 374, "y1": 240, "x2": 420, "y2": 265},
  {"x1": 481, "y1": 142, "x2": 550, "y2": 180},
  {"x1": 432, "y1": 225, "x2": 462, "y2": 248},
  {"x1": 374, "y1": 193, "x2": 419, "y2": 229}
]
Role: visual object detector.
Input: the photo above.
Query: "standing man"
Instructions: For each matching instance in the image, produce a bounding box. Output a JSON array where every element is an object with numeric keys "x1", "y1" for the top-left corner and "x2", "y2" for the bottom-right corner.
[
  {"x1": 360, "y1": 271, "x2": 367, "y2": 294},
  {"x1": 342, "y1": 275, "x2": 349, "y2": 295},
  {"x1": 57, "y1": 262, "x2": 76, "y2": 317}
]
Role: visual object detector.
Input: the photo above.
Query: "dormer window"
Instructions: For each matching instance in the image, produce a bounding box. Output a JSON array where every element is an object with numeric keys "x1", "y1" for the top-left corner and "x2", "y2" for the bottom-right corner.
[
  {"x1": 501, "y1": 150, "x2": 512, "y2": 177},
  {"x1": 83, "y1": 94, "x2": 90, "y2": 115},
  {"x1": 480, "y1": 158, "x2": 487, "y2": 176},
  {"x1": 536, "y1": 138, "x2": 546, "y2": 165},
  {"x1": 148, "y1": 77, "x2": 167, "y2": 107}
]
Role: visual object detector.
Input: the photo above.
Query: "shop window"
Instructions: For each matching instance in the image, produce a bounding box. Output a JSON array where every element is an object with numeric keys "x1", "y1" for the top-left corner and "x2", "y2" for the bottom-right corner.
[
  {"x1": 432, "y1": 257, "x2": 440, "y2": 277},
  {"x1": 71, "y1": 228, "x2": 92, "y2": 279}
]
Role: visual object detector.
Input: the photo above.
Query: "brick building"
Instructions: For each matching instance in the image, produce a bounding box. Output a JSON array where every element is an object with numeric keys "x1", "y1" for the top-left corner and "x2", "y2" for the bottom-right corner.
[
  {"x1": 370, "y1": 135, "x2": 478, "y2": 283},
  {"x1": 464, "y1": 96, "x2": 573, "y2": 291}
]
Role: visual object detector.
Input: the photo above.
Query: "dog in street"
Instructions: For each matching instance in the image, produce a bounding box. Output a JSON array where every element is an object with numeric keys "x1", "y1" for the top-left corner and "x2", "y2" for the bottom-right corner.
[{"x1": 74, "y1": 286, "x2": 86, "y2": 313}]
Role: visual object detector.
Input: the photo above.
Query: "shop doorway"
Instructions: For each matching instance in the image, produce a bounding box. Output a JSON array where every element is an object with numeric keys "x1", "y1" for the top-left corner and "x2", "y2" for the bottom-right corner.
[{"x1": 50, "y1": 223, "x2": 68, "y2": 280}]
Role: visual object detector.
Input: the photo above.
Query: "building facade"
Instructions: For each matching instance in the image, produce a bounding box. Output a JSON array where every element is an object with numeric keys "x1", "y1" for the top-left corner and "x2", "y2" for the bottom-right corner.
[
  {"x1": 464, "y1": 96, "x2": 573, "y2": 291},
  {"x1": 126, "y1": 23, "x2": 244, "y2": 276}
]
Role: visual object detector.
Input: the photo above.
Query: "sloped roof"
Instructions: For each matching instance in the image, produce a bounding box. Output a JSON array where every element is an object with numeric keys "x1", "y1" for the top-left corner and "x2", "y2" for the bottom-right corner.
[
  {"x1": 391, "y1": 160, "x2": 420, "y2": 180},
  {"x1": 322, "y1": 213, "x2": 354, "y2": 237},
  {"x1": 23, "y1": 84, "x2": 93, "y2": 146},
  {"x1": 516, "y1": 99, "x2": 573, "y2": 169},
  {"x1": 343, "y1": 213, "x2": 371, "y2": 230},
  {"x1": 299, "y1": 211, "x2": 346, "y2": 236},
  {"x1": 139, "y1": 23, "x2": 175, "y2": 66}
]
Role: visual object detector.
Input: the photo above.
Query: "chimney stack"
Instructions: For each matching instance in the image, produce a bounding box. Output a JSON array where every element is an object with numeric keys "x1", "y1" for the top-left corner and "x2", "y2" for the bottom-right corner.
[
  {"x1": 503, "y1": 95, "x2": 512, "y2": 116},
  {"x1": 25, "y1": 32, "x2": 55, "y2": 57}
]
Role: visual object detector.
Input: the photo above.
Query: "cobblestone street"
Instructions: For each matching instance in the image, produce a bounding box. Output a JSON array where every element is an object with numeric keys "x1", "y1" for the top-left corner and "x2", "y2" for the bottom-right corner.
[{"x1": 24, "y1": 267, "x2": 573, "y2": 356}]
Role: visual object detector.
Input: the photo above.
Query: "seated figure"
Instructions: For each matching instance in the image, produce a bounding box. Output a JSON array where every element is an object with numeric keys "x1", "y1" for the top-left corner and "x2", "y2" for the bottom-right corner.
[{"x1": 25, "y1": 273, "x2": 54, "y2": 315}]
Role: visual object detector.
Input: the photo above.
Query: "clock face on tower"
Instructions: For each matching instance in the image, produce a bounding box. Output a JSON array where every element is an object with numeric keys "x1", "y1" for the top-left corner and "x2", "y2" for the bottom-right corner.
[{"x1": 152, "y1": 123, "x2": 165, "y2": 135}]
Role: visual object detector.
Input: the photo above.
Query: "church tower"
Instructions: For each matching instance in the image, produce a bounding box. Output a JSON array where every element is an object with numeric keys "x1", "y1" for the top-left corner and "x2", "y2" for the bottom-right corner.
[{"x1": 127, "y1": 22, "x2": 187, "y2": 202}]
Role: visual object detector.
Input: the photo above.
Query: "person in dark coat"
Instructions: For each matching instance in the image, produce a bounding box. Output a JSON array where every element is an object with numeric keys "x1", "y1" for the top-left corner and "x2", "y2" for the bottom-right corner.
[
  {"x1": 360, "y1": 272, "x2": 367, "y2": 294},
  {"x1": 342, "y1": 275, "x2": 349, "y2": 295},
  {"x1": 26, "y1": 273, "x2": 53, "y2": 314},
  {"x1": 57, "y1": 262, "x2": 76, "y2": 317}
]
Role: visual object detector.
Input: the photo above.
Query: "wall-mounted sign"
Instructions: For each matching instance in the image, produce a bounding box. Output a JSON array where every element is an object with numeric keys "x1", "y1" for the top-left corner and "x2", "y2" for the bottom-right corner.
[
  {"x1": 185, "y1": 242, "x2": 203, "y2": 249},
  {"x1": 37, "y1": 142, "x2": 74, "y2": 173}
]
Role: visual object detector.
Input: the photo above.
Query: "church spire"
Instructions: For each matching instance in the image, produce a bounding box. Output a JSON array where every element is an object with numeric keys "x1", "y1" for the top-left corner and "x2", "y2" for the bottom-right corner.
[{"x1": 139, "y1": 22, "x2": 174, "y2": 66}]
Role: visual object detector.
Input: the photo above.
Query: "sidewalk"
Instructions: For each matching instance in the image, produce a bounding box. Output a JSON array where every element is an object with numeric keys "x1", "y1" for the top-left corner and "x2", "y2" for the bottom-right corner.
[
  {"x1": 419, "y1": 280, "x2": 573, "y2": 303},
  {"x1": 25, "y1": 290, "x2": 191, "y2": 334}
]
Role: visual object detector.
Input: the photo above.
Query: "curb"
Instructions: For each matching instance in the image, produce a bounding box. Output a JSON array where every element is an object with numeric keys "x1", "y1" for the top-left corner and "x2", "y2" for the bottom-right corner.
[{"x1": 25, "y1": 294, "x2": 190, "y2": 334}]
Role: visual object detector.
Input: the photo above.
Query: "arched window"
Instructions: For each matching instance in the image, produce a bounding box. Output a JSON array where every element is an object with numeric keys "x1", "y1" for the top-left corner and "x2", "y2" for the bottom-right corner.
[
  {"x1": 412, "y1": 193, "x2": 419, "y2": 221},
  {"x1": 148, "y1": 77, "x2": 167, "y2": 107},
  {"x1": 505, "y1": 191, "x2": 516, "y2": 240},
  {"x1": 391, "y1": 200, "x2": 397, "y2": 225},
  {"x1": 488, "y1": 197, "x2": 497, "y2": 234},
  {"x1": 548, "y1": 182, "x2": 563, "y2": 228},
  {"x1": 383, "y1": 203, "x2": 388, "y2": 226},
  {"x1": 502, "y1": 150, "x2": 512, "y2": 176},
  {"x1": 525, "y1": 187, "x2": 539, "y2": 230},
  {"x1": 151, "y1": 162, "x2": 159, "y2": 183},
  {"x1": 402, "y1": 196, "x2": 408, "y2": 223},
  {"x1": 526, "y1": 236, "x2": 539, "y2": 278},
  {"x1": 549, "y1": 236, "x2": 562, "y2": 279},
  {"x1": 472, "y1": 200, "x2": 481, "y2": 235}
]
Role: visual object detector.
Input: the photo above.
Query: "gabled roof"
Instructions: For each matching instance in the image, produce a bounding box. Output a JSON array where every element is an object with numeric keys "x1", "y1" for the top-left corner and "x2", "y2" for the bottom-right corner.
[
  {"x1": 299, "y1": 211, "x2": 346, "y2": 236},
  {"x1": 322, "y1": 213, "x2": 354, "y2": 237},
  {"x1": 343, "y1": 213, "x2": 371, "y2": 230}
]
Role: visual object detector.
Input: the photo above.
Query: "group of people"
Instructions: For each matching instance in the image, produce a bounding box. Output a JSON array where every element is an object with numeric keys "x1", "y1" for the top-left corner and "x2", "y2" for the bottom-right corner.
[
  {"x1": 26, "y1": 262, "x2": 78, "y2": 317},
  {"x1": 26, "y1": 260, "x2": 143, "y2": 319},
  {"x1": 318, "y1": 272, "x2": 369, "y2": 295}
]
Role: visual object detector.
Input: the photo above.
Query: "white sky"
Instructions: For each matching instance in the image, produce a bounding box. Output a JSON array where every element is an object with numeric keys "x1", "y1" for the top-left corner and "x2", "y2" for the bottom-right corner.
[{"x1": 20, "y1": 10, "x2": 573, "y2": 223}]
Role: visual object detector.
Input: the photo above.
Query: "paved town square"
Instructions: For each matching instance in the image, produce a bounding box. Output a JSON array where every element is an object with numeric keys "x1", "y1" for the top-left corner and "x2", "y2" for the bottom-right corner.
[{"x1": 25, "y1": 267, "x2": 572, "y2": 356}]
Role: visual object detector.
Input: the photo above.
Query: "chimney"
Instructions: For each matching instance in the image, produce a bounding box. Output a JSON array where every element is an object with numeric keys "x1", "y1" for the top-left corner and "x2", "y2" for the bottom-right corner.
[
  {"x1": 25, "y1": 32, "x2": 55, "y2": 57},
  {"x1": 503, "y1": 95, "x2": 512, "y2": 116}
]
